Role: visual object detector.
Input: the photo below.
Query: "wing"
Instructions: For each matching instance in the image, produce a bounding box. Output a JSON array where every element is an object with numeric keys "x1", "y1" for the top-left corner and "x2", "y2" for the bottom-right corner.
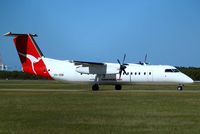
[
  {"x1": 70, "y1": 60, "x2": 118, "y2": 75},
  {"x1": 72, "y1": 60, "x2": 105, "y2": 66}
]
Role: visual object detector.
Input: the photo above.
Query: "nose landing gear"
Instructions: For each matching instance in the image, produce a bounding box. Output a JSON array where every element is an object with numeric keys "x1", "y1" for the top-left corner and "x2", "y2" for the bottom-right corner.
[{"x1": 177, "y1": 85, "x2": 183, "y2": 91}]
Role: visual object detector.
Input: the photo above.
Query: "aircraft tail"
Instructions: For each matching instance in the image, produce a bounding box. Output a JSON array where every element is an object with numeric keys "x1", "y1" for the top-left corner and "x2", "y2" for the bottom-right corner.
[{"x1": 4, "y1": 32, "x2": 52, "y2": 79}]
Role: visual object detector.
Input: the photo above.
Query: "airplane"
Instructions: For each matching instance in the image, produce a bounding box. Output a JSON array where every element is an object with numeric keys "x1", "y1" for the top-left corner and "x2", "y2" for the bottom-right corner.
[{"x1": 4, "y1": 32, "x2": 193, "y2": 91}]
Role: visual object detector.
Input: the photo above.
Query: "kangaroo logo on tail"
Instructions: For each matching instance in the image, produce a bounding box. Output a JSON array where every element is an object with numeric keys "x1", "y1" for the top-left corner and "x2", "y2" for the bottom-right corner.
[{"x1": 18, "y1": 52, "x2": 41, "y2": 75}]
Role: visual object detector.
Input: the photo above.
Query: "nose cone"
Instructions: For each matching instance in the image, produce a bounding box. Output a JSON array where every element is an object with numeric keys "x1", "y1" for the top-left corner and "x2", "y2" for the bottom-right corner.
[{"x1": 182, "y1": 74, "x2": 194, "y2": 84}]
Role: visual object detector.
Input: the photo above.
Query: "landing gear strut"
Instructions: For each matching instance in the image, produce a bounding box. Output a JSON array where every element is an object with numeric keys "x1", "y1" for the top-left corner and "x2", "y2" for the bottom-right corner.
[
  {"x1": 92, "y1": 84, "x2": 99, "y2": 91},
  {"x1": 177, "y1": 85, "x2": 183, "y2": 91},
  {"x1": 115, "y1": 84, "x2": 122, "y2": 90}
]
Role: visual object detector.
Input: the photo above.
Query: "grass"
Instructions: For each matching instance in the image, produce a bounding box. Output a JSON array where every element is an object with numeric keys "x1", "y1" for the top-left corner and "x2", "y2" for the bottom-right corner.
[{"x1": 0, "y1": 80, "x2": 200, "y2": 134}]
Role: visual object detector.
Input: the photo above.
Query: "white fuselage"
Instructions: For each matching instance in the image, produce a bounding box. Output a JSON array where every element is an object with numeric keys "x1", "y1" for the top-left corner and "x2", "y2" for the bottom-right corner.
[{"x1": 43, "y1": 57, "x2": 193, "y2": 85}]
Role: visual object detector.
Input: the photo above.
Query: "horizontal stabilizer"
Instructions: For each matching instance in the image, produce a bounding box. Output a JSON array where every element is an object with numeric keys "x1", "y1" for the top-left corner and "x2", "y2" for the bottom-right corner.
[{"x1": 3, "y1": 32, "x2": 37, "y2": 37}]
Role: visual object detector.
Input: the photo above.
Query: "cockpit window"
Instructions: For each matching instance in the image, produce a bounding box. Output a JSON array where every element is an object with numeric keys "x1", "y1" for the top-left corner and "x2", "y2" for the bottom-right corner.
[
  {"x1": 165, "y1": 69, "x2": 173, "y2": 72},
  {"x1": 165, "y1": 69, "x2": 180, "y2": 73},
  {"x1": 172, "y1": 69, "x2": 180, "y2": 72}
]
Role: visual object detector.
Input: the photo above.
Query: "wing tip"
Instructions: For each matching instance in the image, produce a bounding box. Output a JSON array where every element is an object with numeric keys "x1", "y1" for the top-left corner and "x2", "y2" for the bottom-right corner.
[{"x1": 3, "y1": 32, "x2": 12, "y2": 36}]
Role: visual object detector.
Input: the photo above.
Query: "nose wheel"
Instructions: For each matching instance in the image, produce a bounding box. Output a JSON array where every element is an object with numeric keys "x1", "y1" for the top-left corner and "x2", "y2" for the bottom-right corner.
[{"x1": 177, "y1": 85, "x2": 183, "y2": 91}]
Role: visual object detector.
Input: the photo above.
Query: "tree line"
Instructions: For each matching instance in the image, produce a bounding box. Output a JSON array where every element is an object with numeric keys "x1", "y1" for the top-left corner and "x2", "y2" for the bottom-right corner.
[
  {"x1": 177, "y1": 67, "x2": 200, "y2": 81},
  {"x1": 0, "y1": 67, "x2": 200, "y2": 81},
  {"x1": 0, "y1": 71, "x2": 45, "y2": 80}
]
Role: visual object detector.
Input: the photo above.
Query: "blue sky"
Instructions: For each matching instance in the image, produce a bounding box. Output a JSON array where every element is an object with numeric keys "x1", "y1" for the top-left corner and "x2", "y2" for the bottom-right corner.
[{"x1": 0, "y1": 0, "x2": 200, "y2": 70}]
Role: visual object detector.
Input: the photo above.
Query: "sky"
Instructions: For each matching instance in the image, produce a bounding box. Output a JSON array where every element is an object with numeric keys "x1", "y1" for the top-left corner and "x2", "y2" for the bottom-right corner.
[{"x1": 0, "y1": 0, "x2": 200, "y2": 70}]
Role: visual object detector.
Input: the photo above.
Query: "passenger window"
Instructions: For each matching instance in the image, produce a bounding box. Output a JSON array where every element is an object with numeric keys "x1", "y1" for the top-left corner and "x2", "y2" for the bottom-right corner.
[
  {"x1": 131, "y1": 72, "x2": 133, "y2": 75},
  {"x1": 149, "y1": 72, "x2": 151, "y2": 75},
  {"x1": 144, "y1": 72, "x2": 146, "y2": 75},
  {"x1": 139, "y1": 72, "x2": 140, "y2": 75},
  {"x1": 135, "y1": 72, "x2": 137, "y2": 75}
]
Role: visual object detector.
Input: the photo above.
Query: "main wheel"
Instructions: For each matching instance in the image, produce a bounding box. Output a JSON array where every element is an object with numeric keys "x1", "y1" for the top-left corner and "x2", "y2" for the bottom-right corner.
[
  {"x1": 92, "y1": 84, "x2": 99, "y2": 91},
  {"x1": 115, "y1": 84, "x2": 122, "y2": 90},
  {"x1": 177, "y1": 85, "x2": 183, "y2": 91}
]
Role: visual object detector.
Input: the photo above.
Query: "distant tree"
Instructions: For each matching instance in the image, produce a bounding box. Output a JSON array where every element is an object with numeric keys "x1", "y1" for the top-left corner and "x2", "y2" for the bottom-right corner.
[{"x1": 0, "y1": 71, "x2": 46, "y2": 80}]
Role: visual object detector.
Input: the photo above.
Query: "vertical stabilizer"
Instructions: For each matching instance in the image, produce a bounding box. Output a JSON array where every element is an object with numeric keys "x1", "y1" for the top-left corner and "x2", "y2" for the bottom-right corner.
[{"x1": 4, "y1": 32, "x2": 52, "y2": 79}]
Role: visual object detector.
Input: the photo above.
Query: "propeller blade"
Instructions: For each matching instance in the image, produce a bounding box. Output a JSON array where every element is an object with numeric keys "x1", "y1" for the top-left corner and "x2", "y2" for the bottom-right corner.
[
  {"x1": 122, "y1": 54, "x2": 126, "y2": 64},
  {"x1": 117, "y1": 59, "x2": 121, "y2": 65},
  {"x1": 119, "y1": 70, "x2": 122, "y2": 79},
  {"x1": 144, "y1": 54, "x2": 147, "y2": 63},
  {"x1": 122, "y1": 69, "x2": 126, "y2": 74}
]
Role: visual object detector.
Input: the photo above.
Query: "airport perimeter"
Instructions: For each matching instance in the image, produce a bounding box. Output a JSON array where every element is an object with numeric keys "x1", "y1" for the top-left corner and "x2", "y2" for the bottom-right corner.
[{"x1": 0, "y1": 80, "x2": 200, "y2": 134}]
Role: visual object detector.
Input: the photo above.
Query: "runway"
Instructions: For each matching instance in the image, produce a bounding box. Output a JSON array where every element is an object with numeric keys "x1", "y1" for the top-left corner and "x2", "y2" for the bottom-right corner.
[{"x1": 0, "y1": 89, "x2": 200, "y2": 93}]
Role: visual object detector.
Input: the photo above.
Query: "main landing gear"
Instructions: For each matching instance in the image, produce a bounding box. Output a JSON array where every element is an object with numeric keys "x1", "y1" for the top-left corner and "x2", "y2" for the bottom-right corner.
[
  {"x1": 92, "y1": 84, "x2": 99, "y2": 91},
  {"x1": 92, "y1": 84, "x2": 122, "y2": 91},
  {"x1": 115, "y1": 84, "x2": 122, "y2": 90}
]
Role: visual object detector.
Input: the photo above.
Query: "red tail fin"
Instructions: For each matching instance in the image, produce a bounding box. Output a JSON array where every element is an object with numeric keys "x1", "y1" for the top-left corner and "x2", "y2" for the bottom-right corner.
[{"x1": 5, "y1": 32, "x2": 52, "y2": 79}]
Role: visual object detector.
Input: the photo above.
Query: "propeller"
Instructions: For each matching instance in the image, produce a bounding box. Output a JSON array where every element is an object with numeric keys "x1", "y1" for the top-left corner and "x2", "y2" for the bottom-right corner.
[
  {"x1": 117, "y1": 54, "x2": 128, "y2": 79},
  {"x1": 138, "y1": 54, "x2": 149, "y2": 65}
]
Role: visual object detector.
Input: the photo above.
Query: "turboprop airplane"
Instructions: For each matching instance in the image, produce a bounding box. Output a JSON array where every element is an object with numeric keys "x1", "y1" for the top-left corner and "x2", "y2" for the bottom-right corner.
[{"x1": 4, "y1": 32, "x2": 193, "y2": 91}]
